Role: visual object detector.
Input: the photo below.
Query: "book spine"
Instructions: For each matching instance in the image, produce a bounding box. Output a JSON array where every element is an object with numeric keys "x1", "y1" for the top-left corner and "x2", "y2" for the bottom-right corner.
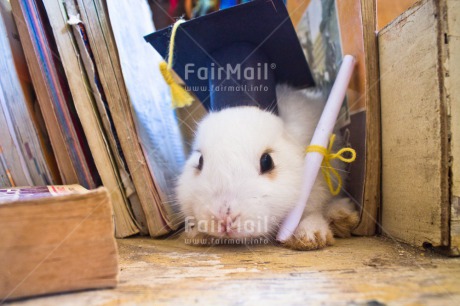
[
  {"x1": 17, "y1": 0, "x2": 98, "y2": 188},
  {"x1": 0, "y1": 1, "x2": 55, "y2": 185}
]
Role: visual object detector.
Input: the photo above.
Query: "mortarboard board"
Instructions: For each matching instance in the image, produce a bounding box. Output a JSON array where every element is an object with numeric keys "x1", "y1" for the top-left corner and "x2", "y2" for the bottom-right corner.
[{"x1": 144, "y1": 0, "x2": 314, "y2": 113}]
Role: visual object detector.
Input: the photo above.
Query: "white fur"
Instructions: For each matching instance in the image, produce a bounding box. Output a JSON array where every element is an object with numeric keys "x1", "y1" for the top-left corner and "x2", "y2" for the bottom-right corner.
[{"x1": 176, "y1": 85, "x2": 348, "y2": 242}]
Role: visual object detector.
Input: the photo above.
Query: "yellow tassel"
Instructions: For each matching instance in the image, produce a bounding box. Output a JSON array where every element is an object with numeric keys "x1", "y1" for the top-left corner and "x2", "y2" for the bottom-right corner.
[
  {"x1": 160, "y1": 61, "x2": 194, "y2": 108},
  {"x1": 306, "y1": 134, "x2": 356, "y2": 196},
  {"x1": 160, "y1": 19, "x2": 194, "y2": 109}
]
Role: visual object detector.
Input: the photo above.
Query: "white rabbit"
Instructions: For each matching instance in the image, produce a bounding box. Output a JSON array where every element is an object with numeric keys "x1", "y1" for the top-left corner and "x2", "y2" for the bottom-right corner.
[{"x1": 176, "y1": 85, "x2": 358, "y2": 250}]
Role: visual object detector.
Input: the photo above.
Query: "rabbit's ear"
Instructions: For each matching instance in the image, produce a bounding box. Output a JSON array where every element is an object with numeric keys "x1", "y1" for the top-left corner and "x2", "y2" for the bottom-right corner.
[{"x1": 277, "y1": 85, "x2": 325, "y2": 146}]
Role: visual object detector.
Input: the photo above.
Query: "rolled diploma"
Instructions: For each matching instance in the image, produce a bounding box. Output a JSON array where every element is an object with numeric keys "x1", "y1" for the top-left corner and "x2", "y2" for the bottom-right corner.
[{"x1": 277, "y1": 55, "x2": 356, "y2": 242}]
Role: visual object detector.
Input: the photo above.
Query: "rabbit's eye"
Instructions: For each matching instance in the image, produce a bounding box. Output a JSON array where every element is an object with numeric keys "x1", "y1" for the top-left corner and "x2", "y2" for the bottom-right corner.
[
  {"x1": 196, "y1": 154, "x2": 203, "y2": 171},
  {"x1": 260, "y1": 153, "x2": 274, "y2": 174}
]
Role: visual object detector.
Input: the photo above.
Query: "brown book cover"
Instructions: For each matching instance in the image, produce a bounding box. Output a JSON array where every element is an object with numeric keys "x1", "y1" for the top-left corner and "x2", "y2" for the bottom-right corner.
[{"x1": 0, "y1": 186, "x2": 118, "y2": 301}]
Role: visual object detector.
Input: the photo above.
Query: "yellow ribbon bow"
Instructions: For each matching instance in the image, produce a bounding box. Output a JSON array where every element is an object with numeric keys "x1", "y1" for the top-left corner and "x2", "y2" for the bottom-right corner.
[
  {"x1": 306, "y1": 134, "x2": 356, "y2": 196},
  {"x1": 160, "y1": 19, "x2": 194, "y2": 108}
]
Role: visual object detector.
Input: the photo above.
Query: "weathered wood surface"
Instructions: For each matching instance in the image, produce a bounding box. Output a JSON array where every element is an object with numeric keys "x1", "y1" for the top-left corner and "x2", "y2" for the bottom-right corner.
[
  {"x1": 446, "y1": 0, "x2": 460, "y2": 252},
  {"x1": 8, "y1": 237, "x2": 460, "y2": 305},
  {"x1": 379, "y1": 0, "x2": 450, "y2": 248}
]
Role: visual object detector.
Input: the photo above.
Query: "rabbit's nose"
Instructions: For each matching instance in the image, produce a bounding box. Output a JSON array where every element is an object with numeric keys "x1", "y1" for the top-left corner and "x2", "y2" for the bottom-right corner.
[{"x1": 217, "y1": 212, "x2": 240, "y2": 234}]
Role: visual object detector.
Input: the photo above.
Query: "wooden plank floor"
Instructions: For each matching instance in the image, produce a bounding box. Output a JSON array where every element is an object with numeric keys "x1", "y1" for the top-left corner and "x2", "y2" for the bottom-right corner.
[{"x1": 8, "y1": 236, "x2": 460, "y2": 305}]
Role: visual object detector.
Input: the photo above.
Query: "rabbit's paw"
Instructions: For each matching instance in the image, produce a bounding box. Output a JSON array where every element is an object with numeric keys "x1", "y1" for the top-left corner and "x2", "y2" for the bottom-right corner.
[{"x1": 283, "y1": 214, "x2": 334, "y2": 251}]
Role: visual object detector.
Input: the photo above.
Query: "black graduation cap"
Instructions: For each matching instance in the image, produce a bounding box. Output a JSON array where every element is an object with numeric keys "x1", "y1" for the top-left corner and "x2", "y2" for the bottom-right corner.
[{"x1": 144, "y1": 0, "x2": 314, "y2": 113}]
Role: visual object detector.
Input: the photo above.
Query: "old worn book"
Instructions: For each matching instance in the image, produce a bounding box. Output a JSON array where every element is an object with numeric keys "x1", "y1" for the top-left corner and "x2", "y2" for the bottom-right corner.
[
  {"x1": 0, "y1": 0, "x2": 59, "y2": 186},
  {"x1": 72, "y1": 0, "x2": 179, "y2": 237},
  {"x1": 290, "y1": 0, "x2": 380, "y2": 235},
  {"x1": 106, "y1": 0, "x2": 186, "y2": 233},
  {"x1": 39, "y1": 0, "x2": 139, "y2": 238},
  {"x1": 10, "y1": 0, "x2": 100, "y2": 189},
  {"x1": 0, "y1": 185, "x2": 119, "y2": 301},
  {"x1": 379, "y1": 0, "x2": 459, "y2": 255}
]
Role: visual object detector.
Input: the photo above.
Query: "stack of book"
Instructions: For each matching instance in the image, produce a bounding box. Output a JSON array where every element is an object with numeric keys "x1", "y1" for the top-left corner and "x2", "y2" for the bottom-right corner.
[
  {"x1": 0, "y1": 0, "x2": 183, "y2": 240},
  {"x1": 1, "y1": 0, "x2": 185, "y2": 300}
]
